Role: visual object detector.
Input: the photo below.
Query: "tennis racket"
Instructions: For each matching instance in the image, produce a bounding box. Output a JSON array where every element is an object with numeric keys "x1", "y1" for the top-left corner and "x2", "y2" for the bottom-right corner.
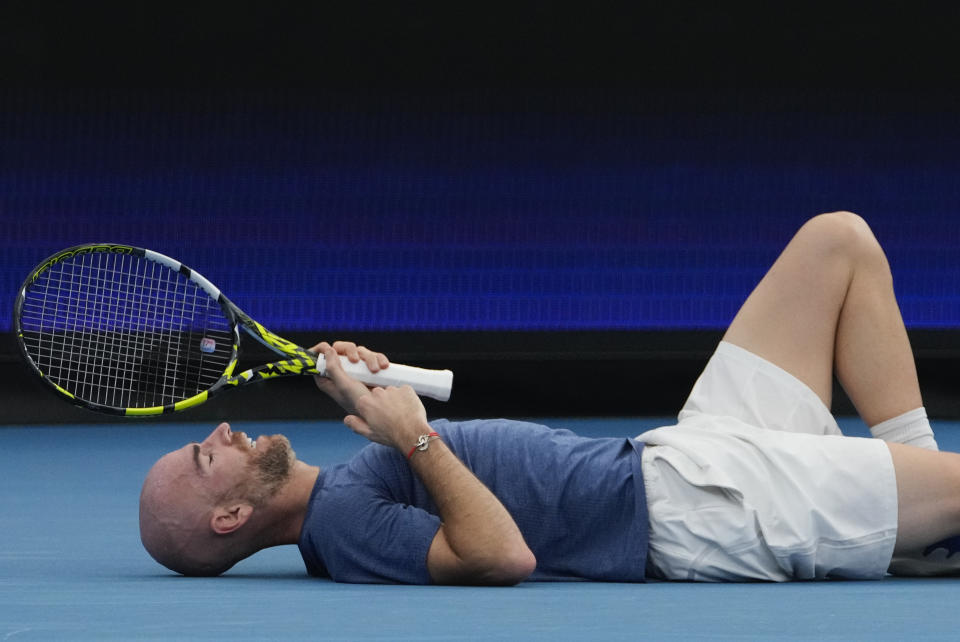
[{"x1": 13, "y1": 243, "x2": 453, "y2": 416}]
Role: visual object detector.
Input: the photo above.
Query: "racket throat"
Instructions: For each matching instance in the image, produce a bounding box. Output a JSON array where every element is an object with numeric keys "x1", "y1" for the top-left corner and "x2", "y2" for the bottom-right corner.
[{"x1": 231, "y1": 358, "x2": 318, "y2": 384}]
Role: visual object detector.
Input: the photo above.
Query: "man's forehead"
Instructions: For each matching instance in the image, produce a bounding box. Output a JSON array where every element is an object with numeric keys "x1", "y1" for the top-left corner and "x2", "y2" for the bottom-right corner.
[
  {"x1": 152, "y1": 444, "x2": 200, "y2": 481},
  {"x1": 142, "y1": 445, "x2": 212, "y2": 527}
]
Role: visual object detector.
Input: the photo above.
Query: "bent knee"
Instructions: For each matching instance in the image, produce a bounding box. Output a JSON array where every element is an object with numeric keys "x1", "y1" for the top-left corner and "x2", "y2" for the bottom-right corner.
[
  {"x1": 798, "y1": 211, "x2": 885, "y2": 266},
  {"x1": 805, "y1": 211, "x2": 873, "y2": 242}
]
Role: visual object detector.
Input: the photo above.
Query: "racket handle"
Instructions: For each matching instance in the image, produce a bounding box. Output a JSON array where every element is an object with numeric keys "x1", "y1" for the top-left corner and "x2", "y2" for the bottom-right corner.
[{"x1": 316, "y1": 355, "x2": 453, "y2": 402}]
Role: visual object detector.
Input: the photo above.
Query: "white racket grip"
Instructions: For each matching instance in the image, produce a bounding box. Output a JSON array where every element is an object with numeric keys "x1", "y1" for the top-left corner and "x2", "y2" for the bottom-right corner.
[{"x1": 317, "y1": 355, "x2": 453, "y2": 402}]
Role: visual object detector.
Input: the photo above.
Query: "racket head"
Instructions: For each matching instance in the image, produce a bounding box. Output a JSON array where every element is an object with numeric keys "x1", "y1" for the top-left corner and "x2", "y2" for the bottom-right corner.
[{"x1": 14, "y1": 244, "x2": 240, "y2": 416}]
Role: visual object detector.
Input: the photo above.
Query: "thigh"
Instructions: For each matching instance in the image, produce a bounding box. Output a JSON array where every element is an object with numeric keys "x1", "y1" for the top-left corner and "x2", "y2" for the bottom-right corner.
[
  {"x1": 722, "y1": 215, "x2": 857, "y2": 408},
  {"x1": 887, "y1": 444, "x2": 960, "y2": 556},
  {"x1": 640, "y1": 424, "x2": 899, "y2": 581},
  {"x1": 680, "y1": 341, "x2": 841, "y2": 435}
]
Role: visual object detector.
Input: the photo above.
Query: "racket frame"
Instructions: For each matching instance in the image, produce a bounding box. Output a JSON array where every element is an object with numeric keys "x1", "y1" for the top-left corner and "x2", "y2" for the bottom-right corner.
[{"x1": 15, "y1": 244, "x2": 334, "y2": 416}]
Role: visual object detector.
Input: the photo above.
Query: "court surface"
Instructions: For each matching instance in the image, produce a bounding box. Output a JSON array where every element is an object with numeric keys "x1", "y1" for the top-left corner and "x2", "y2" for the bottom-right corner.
[{"x1": 3, "y1": 416, "x2": 960, "y2": 640}]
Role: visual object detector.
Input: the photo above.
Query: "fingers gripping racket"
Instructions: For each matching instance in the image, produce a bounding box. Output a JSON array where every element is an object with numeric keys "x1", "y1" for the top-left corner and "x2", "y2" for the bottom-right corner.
[{"x1": 13, "y1": 244, "x2": 453, "y2": 416}]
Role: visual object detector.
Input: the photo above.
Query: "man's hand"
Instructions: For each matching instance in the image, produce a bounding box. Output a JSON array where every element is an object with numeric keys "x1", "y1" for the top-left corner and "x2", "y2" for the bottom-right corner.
[
  {"x1": 344, "y1": 386, "x2": 429, "y2": 450},
  {"x1": 310, "y1": 341, "x2": 389, "y2": 414}
]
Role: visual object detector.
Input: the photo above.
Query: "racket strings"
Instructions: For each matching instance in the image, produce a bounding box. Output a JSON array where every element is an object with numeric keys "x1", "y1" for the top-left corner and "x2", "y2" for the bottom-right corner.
[{"x1": 19, "y1": 251, "x2": 234, "y2": 408}]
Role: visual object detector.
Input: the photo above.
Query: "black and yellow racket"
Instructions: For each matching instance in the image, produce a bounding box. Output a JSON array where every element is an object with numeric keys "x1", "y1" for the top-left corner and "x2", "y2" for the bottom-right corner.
[{"x1": 13, "y1": 244, "x2": 453, "y2": 416}]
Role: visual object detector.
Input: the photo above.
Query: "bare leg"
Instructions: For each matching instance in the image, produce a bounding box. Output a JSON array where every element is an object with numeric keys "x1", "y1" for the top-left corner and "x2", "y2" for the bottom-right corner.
[
  {"x1": 718, "y1": 213, "x2": 951, "y2": 575},
  {"x1": 887, "y1": 443, "x2": 960, "y2": 575},
  {"x1": 888, "y1": 444, "x2": 960, "y2": 552},
  {"x1": 722, "y1": 212, "x2": 922, "y2": 426}
]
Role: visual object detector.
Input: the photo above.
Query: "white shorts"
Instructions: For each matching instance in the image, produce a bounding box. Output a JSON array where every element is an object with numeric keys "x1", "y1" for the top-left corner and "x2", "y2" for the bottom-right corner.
[{"x1": 637, "y1": 341, "x2": 898, "y2": 581}]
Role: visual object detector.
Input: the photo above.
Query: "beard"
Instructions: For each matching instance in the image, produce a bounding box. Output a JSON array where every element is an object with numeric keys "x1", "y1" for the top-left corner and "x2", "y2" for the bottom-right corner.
[
  {"x1": 253, "y1": 435, "x2": 294, "y2": 493},
  {"x1": 229, "y1": 433, "x2": 295, "y2": 506}
]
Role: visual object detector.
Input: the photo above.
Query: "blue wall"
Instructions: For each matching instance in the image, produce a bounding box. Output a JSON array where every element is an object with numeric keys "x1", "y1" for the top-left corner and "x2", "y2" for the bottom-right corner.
[{"x1": 3, "y1": 90, "x2": 958, "y2": 332}]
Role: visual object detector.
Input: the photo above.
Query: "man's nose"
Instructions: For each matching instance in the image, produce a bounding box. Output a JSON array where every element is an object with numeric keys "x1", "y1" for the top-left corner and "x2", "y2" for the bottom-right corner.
[{"x1": 201, "y1": 422, "x2": 232, "y2": 446}]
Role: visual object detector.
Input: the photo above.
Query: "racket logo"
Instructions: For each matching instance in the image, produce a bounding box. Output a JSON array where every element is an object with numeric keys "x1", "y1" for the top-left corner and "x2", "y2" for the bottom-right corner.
[
  {"x1": 29, "y1": 244, "x2": 134, "y2": 284},
  {"x1": 200, "y1": 337, "x2": 217, "y2": 353}
]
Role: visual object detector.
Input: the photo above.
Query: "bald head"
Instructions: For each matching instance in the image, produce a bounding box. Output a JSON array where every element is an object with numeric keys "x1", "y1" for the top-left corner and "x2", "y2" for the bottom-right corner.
[
  {"x1": 139, "y1": 423, "x2": 297, "y2": 576},
  {"x1": 140, "y1": 451, "x2": 229, "y2": 575}
]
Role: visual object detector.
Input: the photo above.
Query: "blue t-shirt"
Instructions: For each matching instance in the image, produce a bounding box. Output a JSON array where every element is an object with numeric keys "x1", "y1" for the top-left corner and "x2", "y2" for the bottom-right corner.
[{"x1": 298, "y1": 419, "x2": 648, "y2": 584}]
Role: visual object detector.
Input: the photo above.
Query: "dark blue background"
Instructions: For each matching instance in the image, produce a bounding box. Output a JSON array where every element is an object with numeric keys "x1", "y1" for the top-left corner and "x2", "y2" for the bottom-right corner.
[{"x1": 3, "y1": 90, "x2": 958, "y2": 332}]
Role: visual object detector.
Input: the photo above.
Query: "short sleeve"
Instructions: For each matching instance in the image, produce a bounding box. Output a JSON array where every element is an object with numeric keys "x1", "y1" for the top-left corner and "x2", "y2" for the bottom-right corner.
[{"x1": 300, "y1": 480, "x2": 442, "y2": 584}]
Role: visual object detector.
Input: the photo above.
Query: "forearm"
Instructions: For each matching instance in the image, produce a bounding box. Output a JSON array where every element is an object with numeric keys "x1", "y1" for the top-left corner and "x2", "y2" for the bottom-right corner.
[
  {"x1": 406, "y1": 433, "x2": 534, "y2": 582},
  {"x1": 332, "y1": 377, "x2": 535, "y2": 584}
]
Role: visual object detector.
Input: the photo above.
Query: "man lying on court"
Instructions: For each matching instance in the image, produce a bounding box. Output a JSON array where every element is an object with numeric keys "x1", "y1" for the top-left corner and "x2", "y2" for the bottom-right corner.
[{"x1": 140, "y1": 212, "x2": 959, "y2": 583}]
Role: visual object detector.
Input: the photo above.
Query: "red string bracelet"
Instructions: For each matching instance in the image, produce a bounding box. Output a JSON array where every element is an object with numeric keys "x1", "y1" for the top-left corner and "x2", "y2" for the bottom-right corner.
[{"x1": 407, "y1": 432, "x2": 440, "y2": 459}]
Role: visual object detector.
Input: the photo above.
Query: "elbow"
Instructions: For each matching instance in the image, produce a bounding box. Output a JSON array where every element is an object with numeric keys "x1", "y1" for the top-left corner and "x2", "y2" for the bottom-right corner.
[
  {"x1": 482, "y1": 544, "x2": 536, "y2": 586},
  {"x1": 429, "y1": 527, "x2": 535, "y2": 586},
  {"x1": 508, "y1": 546, "x2": 537, "y2": 584}
]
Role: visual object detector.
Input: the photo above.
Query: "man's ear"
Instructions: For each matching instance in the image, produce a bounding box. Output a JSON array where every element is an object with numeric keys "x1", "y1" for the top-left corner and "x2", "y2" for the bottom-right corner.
[{"x1": 210, "y1": 504, "x2": 254, "y2": 535}]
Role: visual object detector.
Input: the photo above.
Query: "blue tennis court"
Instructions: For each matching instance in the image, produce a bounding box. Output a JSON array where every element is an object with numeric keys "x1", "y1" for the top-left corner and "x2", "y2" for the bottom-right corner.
[
  {"x1": 4, "y1": 6, "x2": 960, "y2": 639},
  {"x1": 4, "y1": 416, "x2": 960, "y2": 640}
]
